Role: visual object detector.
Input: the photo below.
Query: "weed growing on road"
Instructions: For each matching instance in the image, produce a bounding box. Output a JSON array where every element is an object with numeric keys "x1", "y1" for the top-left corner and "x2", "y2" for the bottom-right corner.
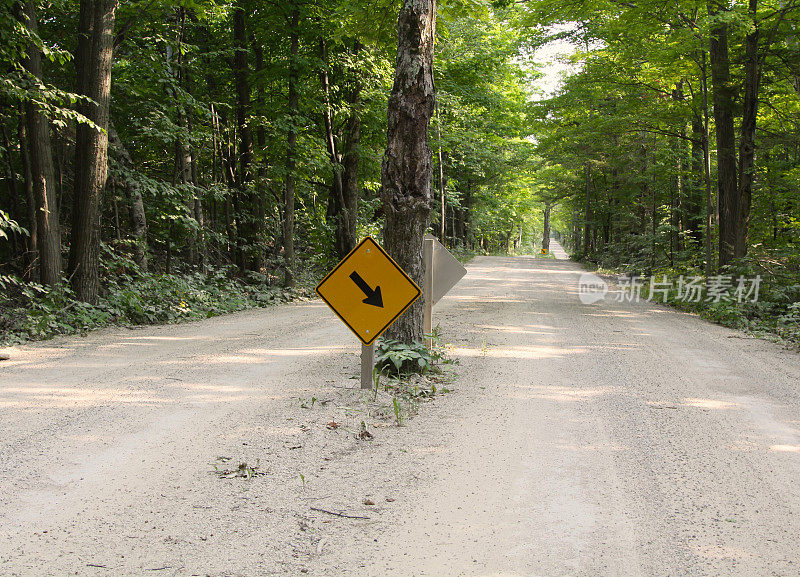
[
  {"x1": 368, "y1": 330, "x2": 457, "y2": 425},
  {"x1": 212, "y1": 458, "x2": 264, "y2": 479},
  {"x1": 299, "y1": 396, "x2": 317, "y2": 409},
  {"x1": 392, "y1": 398, "x2": 403, "y2": 426}
]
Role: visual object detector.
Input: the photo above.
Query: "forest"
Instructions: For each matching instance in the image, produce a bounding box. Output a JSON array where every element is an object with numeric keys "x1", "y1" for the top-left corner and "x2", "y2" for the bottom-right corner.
[{"x1": 1, "y1": 0, "x2": 799, "y2": 344}]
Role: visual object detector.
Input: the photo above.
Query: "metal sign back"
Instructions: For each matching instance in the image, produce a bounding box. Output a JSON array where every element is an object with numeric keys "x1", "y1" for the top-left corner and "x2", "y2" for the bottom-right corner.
[{"x1": 428, "y1": 235, "x2": 467, "y2": 305}]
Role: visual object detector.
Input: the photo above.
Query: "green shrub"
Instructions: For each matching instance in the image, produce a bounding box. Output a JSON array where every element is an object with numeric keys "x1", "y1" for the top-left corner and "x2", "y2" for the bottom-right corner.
[{"x1": 0, "y1": 247, "x2": 304, "y2": 345}]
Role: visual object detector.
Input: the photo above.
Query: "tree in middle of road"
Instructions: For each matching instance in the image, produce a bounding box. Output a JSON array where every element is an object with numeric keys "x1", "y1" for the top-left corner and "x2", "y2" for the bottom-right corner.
[{"x1": 381, "y1": 0, "x2": 437, "y2": 344}]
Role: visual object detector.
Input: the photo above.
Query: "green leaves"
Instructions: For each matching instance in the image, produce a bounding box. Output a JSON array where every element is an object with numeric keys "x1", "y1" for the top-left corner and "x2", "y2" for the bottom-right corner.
[{"x1": 375, "y1": 338, "x2": 434, "y2": 375}]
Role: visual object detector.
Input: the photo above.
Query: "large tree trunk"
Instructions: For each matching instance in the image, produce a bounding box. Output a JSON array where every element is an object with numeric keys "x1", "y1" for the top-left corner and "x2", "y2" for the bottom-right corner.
[
  {"x1": 108, "y1": 124, "x2": 148, "y2": 271},
  {"x1": 19, "y1": 0, "x2": 61, "y2": 287},
  {"x1": 68, "y1": 0, "x2": 118, "y2": 302},
  {"x1": 708, "y1": 4, "x2": 738, "y2": 267},
  {"x1": 381, "y1": 0, "x2": 436, "y2": 343},
  {"x1": 735, "y1": 0, "x2": 760, "y2": 259},
  {"x1": 283, "y1": 6, "x2": 299, "y2": 288}
]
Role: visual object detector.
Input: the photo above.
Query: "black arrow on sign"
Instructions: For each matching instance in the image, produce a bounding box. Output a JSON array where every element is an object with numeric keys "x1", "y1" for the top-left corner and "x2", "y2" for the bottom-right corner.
[{"x1": 349, "y1": 271, "x2": 383, "y2": 308}]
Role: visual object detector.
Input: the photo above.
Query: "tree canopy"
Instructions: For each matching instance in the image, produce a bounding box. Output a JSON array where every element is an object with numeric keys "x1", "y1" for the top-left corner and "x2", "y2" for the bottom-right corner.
[{"x1": 1, "y1": 0, "x2": 799, "y2": 344}]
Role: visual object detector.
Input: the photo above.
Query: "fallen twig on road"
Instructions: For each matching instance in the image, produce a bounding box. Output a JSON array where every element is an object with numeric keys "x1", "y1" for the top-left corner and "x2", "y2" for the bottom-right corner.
[{"x1": 310, "y1": 507, "x2": 369, "y2": 520}]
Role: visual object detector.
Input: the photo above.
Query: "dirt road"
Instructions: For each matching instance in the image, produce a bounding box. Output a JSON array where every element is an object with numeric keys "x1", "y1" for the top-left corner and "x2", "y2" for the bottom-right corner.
[{"x1": 2, "y1": 249, "x2": 800, "y2": 576}]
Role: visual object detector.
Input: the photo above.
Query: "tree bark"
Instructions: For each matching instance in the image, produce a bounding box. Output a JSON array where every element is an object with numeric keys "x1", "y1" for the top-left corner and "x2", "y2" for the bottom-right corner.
[
  {"x1": 283, "y1": 6, "x2": 300, "y2": 287},
  {"x1": 69, "y1": 0, "x2": 118, "y2": 302},
  {"x1": 542, "y1": 203, "x2": 551, "y2": 252},
  {"x1": 18, "y1": 0, "x2": 61, "y2": 287},
  {"x1": 708, "y1": 3, "x2": 738, "y2": 267},
  {"x1": 108, "y1": 124, "x2": 148, "y2": 271},
  {"x1": 381, "y1": 0, "x2": 436, "y2": 343},
  {"x1": 735, "y1": 0, "x2": 760, "y2": 259}
]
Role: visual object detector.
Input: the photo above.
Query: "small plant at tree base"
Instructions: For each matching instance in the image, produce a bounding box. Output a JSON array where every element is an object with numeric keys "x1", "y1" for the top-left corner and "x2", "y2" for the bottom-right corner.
[{"x1": 374, "y1": 328, "x2": 450, "y2": 376}]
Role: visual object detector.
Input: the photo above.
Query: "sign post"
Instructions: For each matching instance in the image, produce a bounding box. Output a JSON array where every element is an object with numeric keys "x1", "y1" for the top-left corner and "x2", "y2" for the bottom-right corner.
[
  {"x1": 316, "y1": 237, "x2": 421, "y2": 389},
  {"x1": 360, "y1": 343, "x2": 375, "y2": 390},
  {"x1": 423, "y1": 236, "x2": 434, "y2": 348}
]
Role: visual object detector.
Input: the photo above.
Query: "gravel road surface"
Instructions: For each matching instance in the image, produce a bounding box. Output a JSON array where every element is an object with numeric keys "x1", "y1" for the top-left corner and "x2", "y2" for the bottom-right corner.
[{"x1": 2, "y1": 246, "x2": 799, "y2": 576}]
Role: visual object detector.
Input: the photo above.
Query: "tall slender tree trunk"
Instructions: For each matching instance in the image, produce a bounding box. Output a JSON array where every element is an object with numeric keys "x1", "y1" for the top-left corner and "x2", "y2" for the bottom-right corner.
[
  {"x1": 735, "y1": 0, "x2": 760, "y2": 259},
  {"x1": 108, "y1": 124, "x2": 148, "y2": 271},
  {"x1": 340, "y1": 39, "x2": 362, "y2": 257},
  {"x1": 583, "y1": 164, "x2": 591, "y2": 255},
  {"x1": 69, "y1": 0, "x2": 118, "y2": 302},
  {"x1": 435, "y1": 101, "x2": 445, "y2": 244},
  {"x1": 689, "y1": 117, "x2": 705, "y2": 243},
  {"x1": 171, "y1": 9, "x2": 202, "y2": 268},
  {"x1": 283, "y1": 6, "x2": 299, "y2": 287},
  {"x1": 319, "y1": 37, "x2": 348, "y2": 259},
  {"x1": 232, "y1": 5, "x2": 256, "y2": 272},
  {"x1": 253, "y1": 42, "x2": 269, "y2": 271},
  {"x1": 701, "y1": 50, "x2": 715, "y2": 278},
  {"x1": 542, "y1": 203, "x2": 551, "y2": 252},
  {"x1": 381, "y1": 0, "x2": 436, "y2": 343},
  {"x1": 18, "y1": 0, "x2": 61, "y2": 287},
  {"x1": 708, "y1": 3, "x2": 738, "y2": 267}
]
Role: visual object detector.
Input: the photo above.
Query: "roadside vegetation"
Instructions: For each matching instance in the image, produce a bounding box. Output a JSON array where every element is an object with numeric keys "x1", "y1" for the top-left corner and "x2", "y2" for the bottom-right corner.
[
  {"x1": 2, "y1": 0, "x2": 798, "y2": 349},
  {"x1": 0, "y1": 0, "x2": 544, "y2": 347},
  {"x1": 530, "y1": 0, "x2": 800, "y2": 347}
]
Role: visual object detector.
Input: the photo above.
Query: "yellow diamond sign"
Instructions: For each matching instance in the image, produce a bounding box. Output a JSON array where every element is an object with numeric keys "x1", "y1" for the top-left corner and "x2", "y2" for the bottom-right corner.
[{"x1": 316, "y1": 237, "x2": 421, "y2": 346}]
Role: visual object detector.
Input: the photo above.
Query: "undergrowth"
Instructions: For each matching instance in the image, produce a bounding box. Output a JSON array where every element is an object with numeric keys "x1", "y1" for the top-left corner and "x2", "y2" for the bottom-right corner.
[
  {"x1": 371, "y1": 329, "x2": 459, "y2": 424},
  {"x1": 580, "y1": 243, "x2": 800, "y2": 347},
  {"x1": 0, "y1": 245, "x2": 316, "y2": 345}
]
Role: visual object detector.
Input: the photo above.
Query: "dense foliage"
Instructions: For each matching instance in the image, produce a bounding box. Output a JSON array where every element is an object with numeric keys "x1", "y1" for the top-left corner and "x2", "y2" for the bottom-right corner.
[
  {"x1": 1, "y1": 0, "x2": 798, "y2": 345},
  {"x1": 525, "y1": 0, "x2": 800, "y2": 343},
  {"x1": 0, "y1": 0, "x2": 540, "y2": 343}
]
